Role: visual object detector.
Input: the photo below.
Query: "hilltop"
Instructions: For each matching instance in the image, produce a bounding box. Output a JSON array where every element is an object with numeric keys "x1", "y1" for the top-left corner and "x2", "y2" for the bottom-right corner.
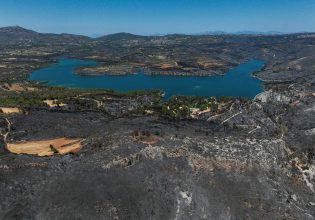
[{"x1": 0, "y1": 26, "x2": 91, "y2": 46}]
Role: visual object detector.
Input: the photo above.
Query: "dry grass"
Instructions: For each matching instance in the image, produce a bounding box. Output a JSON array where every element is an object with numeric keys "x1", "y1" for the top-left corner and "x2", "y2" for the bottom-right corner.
[
  {"x1": 197, "y1": 59, "x2": 224, "y2": 68},
  {"x1": 190, "y1": 108, "x2": 212, "y2": 118},
  {"x1": 159, "y1": 63, "x2": 175, "y2": 69},
  {"x1": 0, "y1": 107, "x2": 21, "y2": 114},
  {"x1": 43, "y1": 100, "x2": 67, "y2": 107},
  {"x1": 1, "y1": 83, "x2": 37, "y2": 92},
  {"x1": 6, "y1": 138, "x2": 84, "y2": 156},
  {"x1": 132, "y1": 131, "x2": 160, "y2": 145}
]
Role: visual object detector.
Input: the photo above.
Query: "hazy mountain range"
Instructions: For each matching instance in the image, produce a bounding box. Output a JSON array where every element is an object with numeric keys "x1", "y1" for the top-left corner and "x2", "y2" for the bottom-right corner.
[
  {"x1": 196, "y1": 30, "x2": 286, "y2": 35},
  {"x1": 0, "y1": 26, "x2": 310, "y2": 46}
]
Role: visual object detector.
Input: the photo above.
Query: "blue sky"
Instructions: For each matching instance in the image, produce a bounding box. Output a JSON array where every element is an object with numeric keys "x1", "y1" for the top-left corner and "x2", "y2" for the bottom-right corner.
[{"x1": 0, "y1": 0, "x2": 314, "y2": 36}]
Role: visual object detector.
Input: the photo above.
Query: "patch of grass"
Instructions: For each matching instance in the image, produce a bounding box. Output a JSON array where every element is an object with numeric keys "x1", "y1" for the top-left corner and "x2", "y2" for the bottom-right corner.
[{"x1": 50, "y1": 144, "x2": 58, "y2": 154}]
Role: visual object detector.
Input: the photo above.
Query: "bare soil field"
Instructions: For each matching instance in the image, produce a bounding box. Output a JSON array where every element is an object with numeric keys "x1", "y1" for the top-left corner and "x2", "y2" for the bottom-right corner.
[
  {"x1": 6, "y1": 137, "x2": 84, "y2": 156},
  {"x1": 0, "y1": 107, "x2": 21, "y2": 114}
]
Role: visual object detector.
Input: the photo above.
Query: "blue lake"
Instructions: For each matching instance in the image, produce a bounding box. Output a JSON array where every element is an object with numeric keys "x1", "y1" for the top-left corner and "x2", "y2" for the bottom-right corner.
[{"x1": 29, "y1": 59, "x2": 264, "y2": 99}]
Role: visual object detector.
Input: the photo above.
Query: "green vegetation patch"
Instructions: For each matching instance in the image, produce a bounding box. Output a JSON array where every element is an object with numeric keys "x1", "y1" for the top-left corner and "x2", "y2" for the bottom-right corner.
[{"x1": 161, "y1": 96, "x2": 220, "y2": 119}]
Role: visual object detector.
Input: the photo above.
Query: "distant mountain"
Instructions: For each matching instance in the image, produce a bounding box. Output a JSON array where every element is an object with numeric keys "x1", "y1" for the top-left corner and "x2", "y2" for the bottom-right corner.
[
  {"x1": 197, "y1": 31, "x2": 228, "y2": 35},
  {"x1": 0, "y1": 26, "x2": 38, "y2": 44},
  {"x1": 97, "y1": 32, "x2": 147, "y2": 41},
  {"x1": 0, "y1": 26, "x2": 91, "y2": 45},
  {"x1": 234, "y1": 31, "x2": 284, "y2": 35},
  {"x1": 88, "y1": 34, "x2": 103, "y2": 38},
  {"x1": 0, "y1": 26, "x2": 303, "y2": 46},
  {"x1": 197, "y1": 30, "x2": 284, "y2": 36}
]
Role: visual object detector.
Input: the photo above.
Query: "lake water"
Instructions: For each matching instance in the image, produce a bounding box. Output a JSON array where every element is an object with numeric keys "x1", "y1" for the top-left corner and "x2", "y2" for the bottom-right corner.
[{"x1": 29, "y1": 59, "x2": 264, "y2": 99}]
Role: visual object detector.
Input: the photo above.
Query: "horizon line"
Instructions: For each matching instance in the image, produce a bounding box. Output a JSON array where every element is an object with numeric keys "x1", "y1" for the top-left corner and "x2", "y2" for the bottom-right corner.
[{"x1": 0, "y1": 25, "x2": 313, "y2": 38}]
